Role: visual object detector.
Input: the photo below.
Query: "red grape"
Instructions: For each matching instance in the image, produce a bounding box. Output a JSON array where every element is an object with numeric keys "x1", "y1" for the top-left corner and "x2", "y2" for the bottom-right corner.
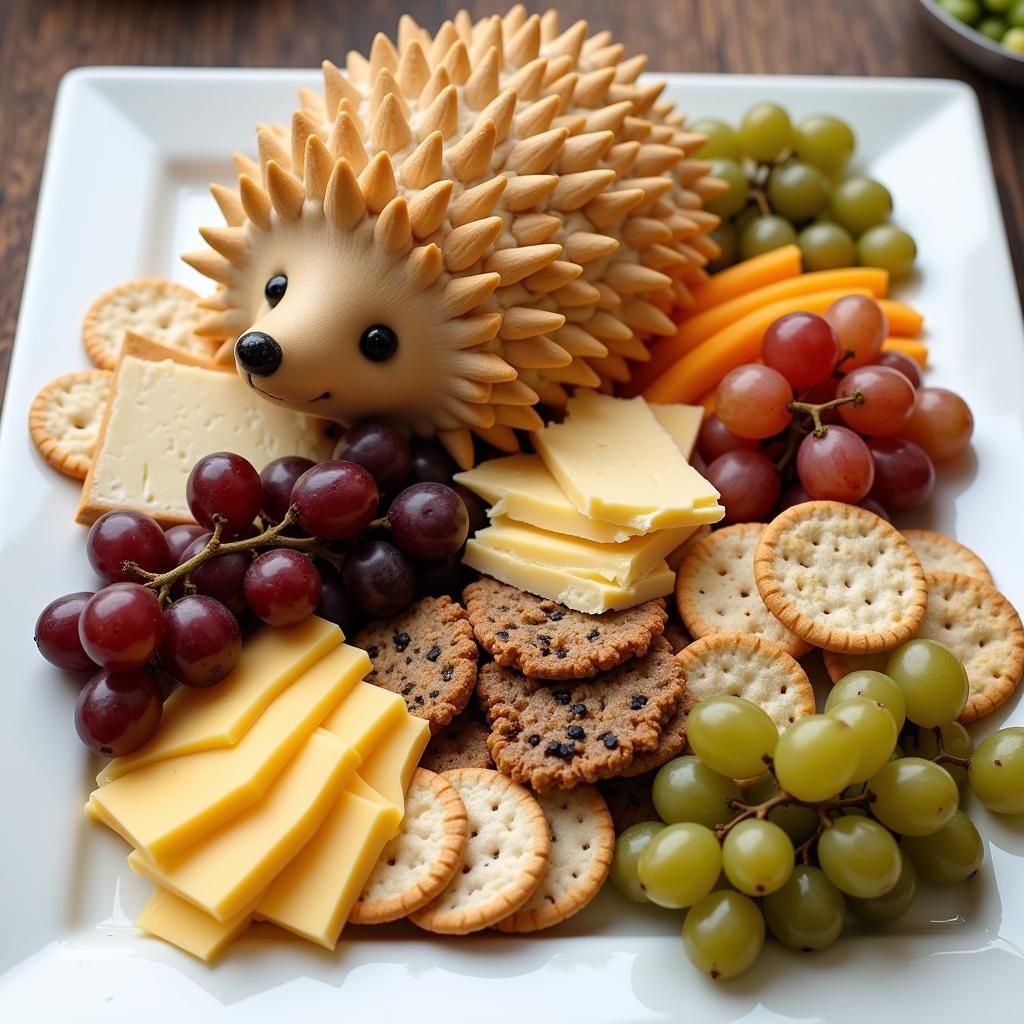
[
  {"x1": 333, "y1": 420, "x2": 413, "y2": 494},
  {"x1": 164, "y1": 524, "x2": 209, "y2": 565},
  {"x1": 260, "y1": 456, "x2": 315, "y2": 523},
  {"x1": 79, "y1": 583, "x2": 165, "y2": 671},
  {"x1": 797, "y1": 426, "x2": 875, "y2": 502},
  {"x1": 826, "y1": 295, "x2": 887, "y2": 369},
  {"x1": 342, "y1": 540, "x2": 416, "y2": 617},
  {"x1": 160, "y1": 596, "x2": 241, "y2": 687},
  {"x1": 762, "y1": 312, "x2": 841, "y2": 388},
  {"x1": 867, "y1": 437, "x2": 936, "y2": 513},
  {"x1": 875, "y1": 350, "x2": 922, "y2": 388},
  {"x1": 315, "y1": 568, "x2": 360, "y2": 637},
  {"x1": 291, "y1": 460, "x2": 379, "y2": 540},
  {"x1": 900, "y1": 388, "x2": 974, "y2": 462},
  {"x1": 704, "y1": 450, "x2": 782, "y2": 524},
  {"x1": 388, "y1": 483, "x2": 470, "y2": 560},
  {"x1": 186, "y1": 452, "x2": 263, "y2": 532},
  {"x1": 716, "y1": 364, "x2": 793, "y2": 439},
  {"x1": 244, "y1": 550, "x2": 321, "y2": 627},
  {"x1": 75, "y1": 668, "x2": 163, "y2": 756},
  {"x1": 837, "y1": 365, "x2": 915, "y2": 436},
  {"x1": 409, "y1": 440, "x2": 458, "y2": 485},
  {"x1": 779, "y1": 483, "x2": 813, "y2": 511},
  {"x1": 857, "y1": 496, "x2": 891, "y2": 522},
  {"x1": 87, "y1": 510, "x2": 169, "y2": 584},
  {"x1": 178, "y1": 535, "x2": 250, "y2": 616},
  {"x1": 35, "y1": 592, "x2": 96, "y2": 671},
  {"x1": 697, "y1": 414, "x2": 760, "y2": 463}
]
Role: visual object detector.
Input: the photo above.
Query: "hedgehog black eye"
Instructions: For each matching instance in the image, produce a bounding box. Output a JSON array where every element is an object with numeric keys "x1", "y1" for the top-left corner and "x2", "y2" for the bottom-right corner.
[
  {"x1": 264, "y1": 274, "x2": 287, "y2": 308},
  {"x1": 359, "y1": 324, "x2": 398, "y2": 362}
]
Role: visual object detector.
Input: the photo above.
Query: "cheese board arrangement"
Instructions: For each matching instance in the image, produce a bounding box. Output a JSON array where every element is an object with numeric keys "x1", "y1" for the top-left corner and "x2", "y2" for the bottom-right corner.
[{"x1": 3, "y1": 6, "x2": 1024, "y2": 1021}]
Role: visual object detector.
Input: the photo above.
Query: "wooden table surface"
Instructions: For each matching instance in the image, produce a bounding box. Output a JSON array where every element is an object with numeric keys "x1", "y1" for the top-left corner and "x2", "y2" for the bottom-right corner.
[{"x1": 0, "y1": 0, "x2": 1021, "y2": 407}]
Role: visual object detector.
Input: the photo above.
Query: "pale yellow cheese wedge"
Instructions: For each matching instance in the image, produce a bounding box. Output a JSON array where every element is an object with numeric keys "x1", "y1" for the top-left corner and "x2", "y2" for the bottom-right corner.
[
  {"x1": 97, "y1": 617, "x2": 342, "y2": 784},
  {"x1": 474, "y1": 517, "x2": 696, "y2": 587},
  {"x1": 649, "y1": 402, "x2": 704, "y2": 460},
  {"x1": 463, "y1": 540, "x2": 676, "y2": 614},
  {"x1": 358, "y1": 714, "x2": 431, "y2": 809},
  {"x1": 532, "y1": 393, "x2": 724, "y2": 531},
  {"x1": 136, "y1": 887, "x2": 257, "y2": 963},
  {"x1": 88, "y1": 644, "x2": 369, "y2": 863},
  {"x1": 320, "y1": 681, "x2": 408, "y2": 758},
  {"x1": 128, "y1": 729, "x2": 358, "y2": 921}
]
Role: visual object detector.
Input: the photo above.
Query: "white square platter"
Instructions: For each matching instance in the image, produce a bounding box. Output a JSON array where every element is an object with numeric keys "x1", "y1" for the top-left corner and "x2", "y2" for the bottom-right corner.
[{"x1": 0, "y1": 68, "x2": 1022, "y2": 1024}]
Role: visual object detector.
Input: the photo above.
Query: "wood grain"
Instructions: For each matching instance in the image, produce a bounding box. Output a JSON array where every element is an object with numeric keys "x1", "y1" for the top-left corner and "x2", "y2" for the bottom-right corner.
[{"x1": 1, "y1": 0, "x2": 1021, "y2": 408}]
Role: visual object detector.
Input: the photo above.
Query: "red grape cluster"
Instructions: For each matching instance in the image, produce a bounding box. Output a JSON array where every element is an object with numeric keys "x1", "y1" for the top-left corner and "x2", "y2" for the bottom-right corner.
[
  {"x1": 35, "y1": 421, "x2": 477, "y2": 757},
  {"x1": 700, "y1": 296, "x2": 973, "y2": 524}
]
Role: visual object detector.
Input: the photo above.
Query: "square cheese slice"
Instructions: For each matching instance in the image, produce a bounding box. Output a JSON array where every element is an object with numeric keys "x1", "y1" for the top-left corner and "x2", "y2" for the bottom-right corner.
[
  {"x1": 77, "y1": 350, "x2": 334, "y2": 525},
  {"x1": 89, "y1": 643, "x2": 369, "y2": 863},
  {"x1": 474, "y1": 517, "x2": 696, "y2": 587},
  {"x1": 463, "y1": 539, "x2": 675, "y2": 614},
  {"x1": 136, "y1": 887, "x2": 256, "y2": 963},
  {"x1": 532, "y1": 392, "x2": 724, "y2": 531},
  {"x1": 357, "y1": 714, "x2": 431, "y2": 810},
  {"x1": 127, "y1": 729, "x2": 358, "y2": 921},
  {"x1": 97, "y1": 617, "x2": 342, "y2": 784},
  {"x1": 320, "y1": 682, "x2": 409, "y2": 759},
  {"x1": 649, "y1": 402, "x2": 704, "y2": 460}
]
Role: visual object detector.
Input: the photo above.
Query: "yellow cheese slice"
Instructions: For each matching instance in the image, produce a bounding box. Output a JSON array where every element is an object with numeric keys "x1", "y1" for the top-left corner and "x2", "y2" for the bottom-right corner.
[
  {"x1": 473, "y1": 517, "x2": 696, "y2": 587},
  {"x1": 88, "y1": 644, "x2": 369, "y2": 863},
  {"x1": 649, "y1": 403, "x2": 704, "y2": 461},
  {"x1": 127, "y1": 729, "x2": 358, "y2": 921},
  {"x1": 532, "y1": 393, "x2": 725, "y2": 531},
  {"x1": 320, "y1": 681, "x2": 409, "y2": 758},
  {"x1": 135, "y1": 887, "x2": 256, "y2": 963},
  {"x1": 97, "y1": 617, "x2": 342, "y2": 785},
  {"x1": 357, "y1": 714, "x2": 431, "y2": 809},
  {"x1": 463, "y1": 540, "x2": 676, "y2": 614}
]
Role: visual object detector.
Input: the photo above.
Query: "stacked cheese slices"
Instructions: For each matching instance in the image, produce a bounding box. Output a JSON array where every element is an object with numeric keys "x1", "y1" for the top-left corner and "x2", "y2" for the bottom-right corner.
[
  {"x1": 86, "y1": 616, "x2": 429, "y2": 961},
  {"x1": 456, "y1": 394, "x2": 725, "y2": 614}
]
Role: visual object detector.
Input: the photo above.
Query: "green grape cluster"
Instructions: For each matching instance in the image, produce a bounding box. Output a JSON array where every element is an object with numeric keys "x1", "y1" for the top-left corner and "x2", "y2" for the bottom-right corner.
[
  {"x1": 938, "y1": 0, "x2": 1024, "y2": 55},
  {"x1": 690, "y1": 104, "x2": 917, "y2": 276},
  {"x1": 609, "y1": 638, "x2": 1024, "y2": 982}
]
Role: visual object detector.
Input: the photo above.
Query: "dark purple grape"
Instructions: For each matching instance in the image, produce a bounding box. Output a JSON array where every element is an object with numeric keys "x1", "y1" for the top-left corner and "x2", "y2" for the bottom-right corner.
[
  {"x1": 291, "y1": 460, "x2": 379, "y2": 540},
  {"x1": 87, "y1": 510, "x2": 170, "y2": 584},
  {"x1": 160, "y1": 596, "x2": 241, "y2": 687},
  {"x1": 79, "y1": 583, "x2": 165, "y2": 671},
  {"x1": 867, "y1": 437, "x2": 936, "y2": 514},
  {"x1": 703, "y1": 451, "x2": 782, "y2": 525},
  {"x1": 74, "y1": 668, "x2": 163, "y2": 755},
  {"x1": 35, "y1": 592, "x2": 96, "y2": 670},
  {"x1": 417, "y1": 554, "x2": 474, "y2": 599},
  {"x1": 388, "y1": 483, "x2": 470, "y2": 560},
  {"x1": 779, "y1": 483, "x2": 814, "y2": 512},
  {"x1": 178, "y1": 535, "x2": 250, "y2": 616},
  {"x1": 453, "y1": 485, "x2": 488, "y2": 537},
  {"x1": 315, "y1": 568, "x2": 361, "y2": 636},
  {"x1": 260, "y1": 456, "x2": 315, "y2": 523},
  {"x1": 342, "y1": 540, "x2": 416, "y2": 617},
  {"x1": 164, "y1": 524, "x2": 208, "y2": 565},
  {"x1": 186, "y1": 452, "x2": 263, "y2": 532},
  {"x1": 857, "y1": 496, "x2": 891, "y2": 522},
  {"x1": 408, "y1": 440, "x2": 457, "y2": 485},
  {"x1": 244, "y1": 550, "x2": 321, "y2": 627},
  {"x1": 333, "y1": 420, "x2": 413, "y2": 494}
]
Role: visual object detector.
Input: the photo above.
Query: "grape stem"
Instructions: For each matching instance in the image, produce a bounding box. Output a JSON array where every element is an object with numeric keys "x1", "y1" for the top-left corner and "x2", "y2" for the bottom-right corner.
[
  {"x1": 930, "y1": 725, "x2": 972, "y2": 770},
  {"x1": 787, "y1": 391, "x2": 863, "y2": 438},
  {"x1": 122, "y1": 506, "x2": 344, "y2": 605},
  {"x1": 715, "y1": 789, "x2": 875, "y2": 844}
]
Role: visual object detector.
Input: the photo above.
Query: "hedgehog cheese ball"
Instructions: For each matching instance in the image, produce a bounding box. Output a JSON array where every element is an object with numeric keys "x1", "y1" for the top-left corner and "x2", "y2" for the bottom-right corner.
[{"x1": 184, "y1": 6, "x2": 725, "y2": 468}]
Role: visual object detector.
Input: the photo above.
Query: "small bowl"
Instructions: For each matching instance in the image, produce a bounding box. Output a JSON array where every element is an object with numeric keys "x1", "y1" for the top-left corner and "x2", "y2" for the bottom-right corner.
[{"x1": 917, "y1": 0, "x2": 1024, "y2": 87}]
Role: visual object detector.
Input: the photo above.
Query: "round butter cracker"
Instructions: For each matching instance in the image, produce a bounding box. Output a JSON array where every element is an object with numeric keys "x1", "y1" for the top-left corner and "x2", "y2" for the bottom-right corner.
[
  {"x1": 902, "y1": 529, "x2": 993, "y2": 585},
  {"x1": 29, "y1": 369, "x2": 112, "y2": 479}
]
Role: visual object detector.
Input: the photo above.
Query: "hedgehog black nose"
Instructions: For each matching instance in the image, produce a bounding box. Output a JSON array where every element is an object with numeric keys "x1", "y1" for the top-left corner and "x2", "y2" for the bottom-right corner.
[{"x1": 236, "y1": 331, "x2": 282, "y2": 377}]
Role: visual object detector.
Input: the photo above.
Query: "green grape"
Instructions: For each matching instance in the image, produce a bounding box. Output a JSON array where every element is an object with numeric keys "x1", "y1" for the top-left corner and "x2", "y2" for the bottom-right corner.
[
  {"x1": 941, "y1": 0, "x2": 982, "y2": 19},
  {"x1": 637, "y1": 822, "x2": 722, "y2": 909},
  {"x1": 763, "y1": 865, "x2": 845, "y2": 951},
  {"x1": 857, "y1": 224, "x2": 917, "y2": 276},
  {"x1": 1002, "y1": 25, "x2": 1024, "y2": 49},
  {"x1": 798, "y1": 222, "x2": 856, "y2": 271},
  {"x1": 817, "y1": 816, "x2": 902, "y2": 898},
  {"x1": 704, "y1": 158, "x2": 749, "y2": 218},
  {"x1": 903, "y1": 722, "x2": 973, "y2": 787},
  {"x1": 885, "y1": 640, "x2": 969, "y2": 728},
  {"x1": 831, "y1": 176, "x2": 893, "y2": 236},
  {"x1": 1009, "y1": 0, "x2": 1024, "y2": 26},
  {"x1": 983, "y1": 0, "x2": 1012, "y2": 13},
  {"x1": 869, "y1": 757, "x2": 959, "y2": 836},
  {"x1": 707, "y1": 223, "x2": 738, "y2": 273},
  {"x1": 738, "y1": 102, "x2": 793, "y2": 162},
  {"x1": 745, "y1": 772, "x2": 818, "y2": 843},
  {"x1": 722, "y1": 819, "x2": 794, "y2": 896},
  {"x1": 902, "y1": 811, "x2": 984, "y2": 884},
  {"x1": 687, "y1": 696, "x2": 779, "y2": 780},
  {"x1": 773, "y1": 714, "x2": 857, "y2": 801},
  {"x1": 653, "y1": 755, "x2": 742, "y2": 828},
  {"x1": 610, "y1": 821, "x2": 664, "y2": 902},
  {"x1": 826, "y1": 670, "x2": 906, "y2": 731},
  {"x1": 969, "y1": 727, "x2": 1024, "y2": 813},
  {"x1": 689, "y1": 117, "x2": 742, "y2": 160},
  {"x1": 849, "y1": 851, "x2": 918, "y2": 923},
  {"x1": 739, "y1": 215, "x2": 798, "y2": 260},
  {"x1": 766, "y1": 161, "x2": 829, "y2": 222},
  {"x1": 978, "y1": 14, "x2": 1008, "y2": 37},
  {"x1": 682, "y1": 890, "x2": 765, "y2": 981},
  {"x1": 793, "y1": 114, "x2": 856, "y2": 173},
  {"x1": 826, "y1": 697, "x2": 898, "y2": 782}
]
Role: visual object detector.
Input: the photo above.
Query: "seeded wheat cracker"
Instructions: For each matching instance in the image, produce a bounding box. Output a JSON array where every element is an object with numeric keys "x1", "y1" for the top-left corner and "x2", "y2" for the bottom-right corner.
[
  {"x1": 29, "y1": 369, "x2": 111, "y2": 479},
  {"x1": 421, "y1": 708, "x2": 494, "y2": 772}
]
